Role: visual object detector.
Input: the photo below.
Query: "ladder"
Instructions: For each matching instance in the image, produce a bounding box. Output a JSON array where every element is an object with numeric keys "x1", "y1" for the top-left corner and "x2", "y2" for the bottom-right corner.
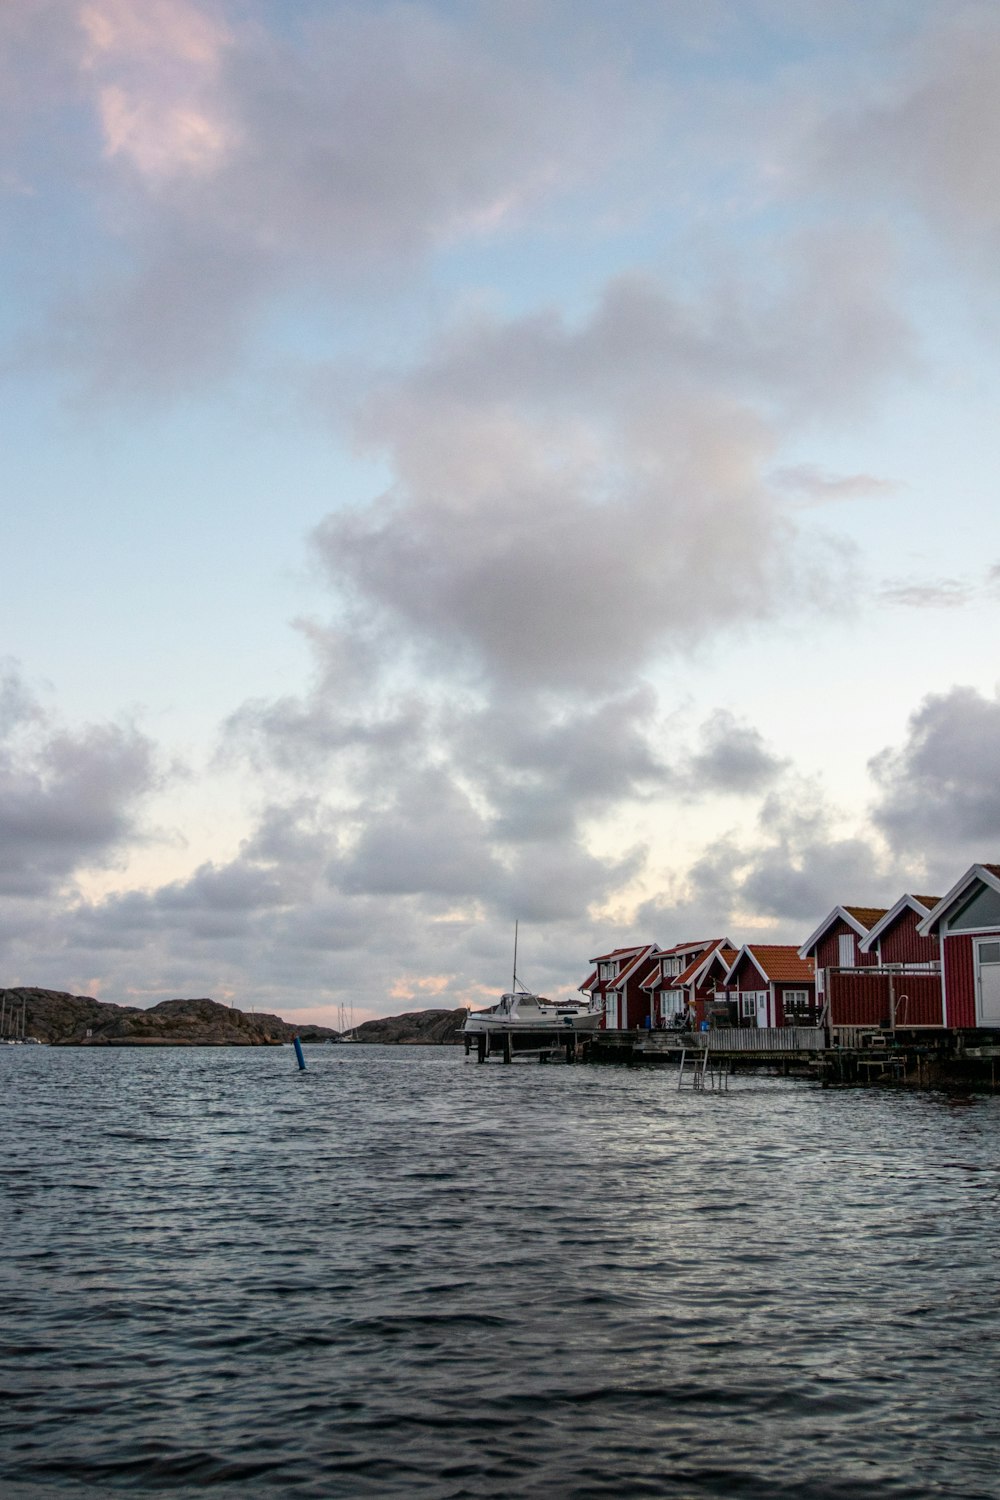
[{"x1": 678, "y1": 1041, "x2": 730, "y2": 1091}]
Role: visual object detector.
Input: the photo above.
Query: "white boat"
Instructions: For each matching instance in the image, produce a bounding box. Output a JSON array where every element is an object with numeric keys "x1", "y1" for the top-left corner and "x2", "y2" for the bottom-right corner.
[
  {"x1": 462, "y1": 924, "x2": 603, "y2": 1042},
  {"x1": 462, "y1": 989, "x2": 603, "y2": 1037}
]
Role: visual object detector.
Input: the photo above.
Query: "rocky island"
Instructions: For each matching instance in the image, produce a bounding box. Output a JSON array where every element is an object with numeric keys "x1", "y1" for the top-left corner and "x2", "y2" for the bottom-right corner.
[{"x1": 0, "y1": 987, "x2": 468, "y2": 1047}]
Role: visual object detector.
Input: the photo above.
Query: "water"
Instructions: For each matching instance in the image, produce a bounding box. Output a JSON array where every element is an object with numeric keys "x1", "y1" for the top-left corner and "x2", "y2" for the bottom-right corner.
[{"x1": 2, "y1": 1046, "x2": 1000, "y2": 1499}]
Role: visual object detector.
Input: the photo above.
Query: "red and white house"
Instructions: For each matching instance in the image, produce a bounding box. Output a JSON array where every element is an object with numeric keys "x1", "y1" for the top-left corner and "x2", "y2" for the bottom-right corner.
[
  {"x1": 639, "y1": 940, "x2": 724, "y2": 1027},
  {"x1": 798, "y1": 904, "x2": 887, "y2": 1010},
  {"x1": 858, "y1": 894, "x2": 940, "y2": 968},
  {"x1": 582, "y1": 944, "x2": 660, "y2": 1030},
  {"x1": 690, "y1": 943, "x2": 740, "y2": 1023},
  {"x1": 918, "y1": 863, "x2": 1000, "y2": 1030},
  {"x1": 723, "y1": 945, "x2": 817, "y2": 1029},
  {"x1": 668, "y1": 939, "x2": 736, "y2": 1028}
]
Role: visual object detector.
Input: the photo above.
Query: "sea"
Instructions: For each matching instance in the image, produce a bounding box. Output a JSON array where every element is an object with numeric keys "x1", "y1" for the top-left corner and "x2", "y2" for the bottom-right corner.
[{"x1": 2, "y1": 1044, "x2": 1000, "y2": 1499}]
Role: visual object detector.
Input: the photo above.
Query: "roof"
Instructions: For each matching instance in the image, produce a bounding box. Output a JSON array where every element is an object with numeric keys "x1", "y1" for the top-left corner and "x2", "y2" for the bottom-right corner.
[
  {"x1": 842, "y1": 905, "x2": 891, "y2": 929},
  {"x1": 588, "y1": 944, "x2": 648, "y2": 965},
  {"x1": 798, "y1": 904, "x2": 889, "y2": 959},
  {"x1": 657, "y1": 939, "x2": 712, "y2": 957},
  {"x1": 639, "y1": 940, "x2": 722, "y2": 989},
  {"x1": 726, "y1": 944, "x2": 816, "y2": 986},
  {"x1": 918, "y1": 864, "x2": 1000, "y2": 936},
  {"x1": 606, "y1": 944, "x2": 659, "y2": 990},
  {"x1": 858, "y1": 894, "x2": 940, "y2": 953},
  {"x1": 578, "y1": 970, "x2": 597, "y2": 994},
  {"x1": 672, "y1": 939, "x2": 733, "y2": 988}
]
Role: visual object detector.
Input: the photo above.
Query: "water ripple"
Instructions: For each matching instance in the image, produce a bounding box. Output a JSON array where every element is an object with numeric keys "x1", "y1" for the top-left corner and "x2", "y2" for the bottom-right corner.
[{"x1": 3, "y1": 1046, "x2": 1000, "y2": 1496}]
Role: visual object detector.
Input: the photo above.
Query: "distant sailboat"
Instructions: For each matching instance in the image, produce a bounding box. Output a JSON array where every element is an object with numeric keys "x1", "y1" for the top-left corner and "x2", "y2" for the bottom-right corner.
[{"x1": 335, "y1": 999, "x2": 359, "y2": 1042}]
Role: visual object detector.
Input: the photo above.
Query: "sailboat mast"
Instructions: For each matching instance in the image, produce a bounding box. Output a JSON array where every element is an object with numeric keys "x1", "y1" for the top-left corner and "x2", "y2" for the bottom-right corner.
[{"x1": 512, "y1": 920, "x2": 518, "y2": 993}]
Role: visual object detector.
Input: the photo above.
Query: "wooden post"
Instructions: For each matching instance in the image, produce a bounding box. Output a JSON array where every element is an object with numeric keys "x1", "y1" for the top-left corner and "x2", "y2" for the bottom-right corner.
[
  {"x1": 477, "y1": 1033, "x2": 487, "y2": 1064},
  {"x1": 503, "y1": 1031, "x2": 512, "y2": 1064}
]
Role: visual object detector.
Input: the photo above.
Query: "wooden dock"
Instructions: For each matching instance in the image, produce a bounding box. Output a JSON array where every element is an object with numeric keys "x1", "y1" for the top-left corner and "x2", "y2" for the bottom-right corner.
[
  {"x1": 463, "y1": 1028, "x2": 587, "y2": 1064},
  {"x1": 581, "y1": 1025, "x2": 1000, "y2": 1088}
]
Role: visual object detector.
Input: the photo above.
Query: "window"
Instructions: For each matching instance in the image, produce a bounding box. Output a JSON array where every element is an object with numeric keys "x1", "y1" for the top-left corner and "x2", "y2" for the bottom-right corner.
[
  {"x1": 949, "y1": 884, "x2": 1000, "y2": 931},
  {"x1": 838, "y1": 933, "x2": 855, "y2": 967},
  {"x1": 741, "y1": 995, "x2": 757, "y2": 1018},
  {"x1": 980, "y1": 942, "x2": 1000, "y2": 964},
  {"x1": 784, "y1": 989, "x2": 810, "y2": 1015}
]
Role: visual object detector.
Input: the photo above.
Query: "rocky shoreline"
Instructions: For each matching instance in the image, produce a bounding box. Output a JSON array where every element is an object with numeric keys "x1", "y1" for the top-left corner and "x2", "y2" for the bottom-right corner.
[{"x1": 0, "y1": 988, "x2": 468, "y2": 1047}]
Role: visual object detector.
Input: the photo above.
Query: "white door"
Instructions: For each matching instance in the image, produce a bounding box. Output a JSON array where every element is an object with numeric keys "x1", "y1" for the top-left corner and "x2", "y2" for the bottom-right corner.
[{"x1": 977, "y1": 940, "x2": 1000, "y2": 1026}]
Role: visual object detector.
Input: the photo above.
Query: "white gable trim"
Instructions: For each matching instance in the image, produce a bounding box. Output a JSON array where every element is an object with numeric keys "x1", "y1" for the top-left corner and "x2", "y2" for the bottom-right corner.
[
  {"x1": 723, "y1": 944, "x2": 771, "y2": 987},
  {"x1": 672, "y1": 938, "x2": 731, "y2": 990},
  {"x1": 918, "y1": 865, "x2": 1000, "y2": 937},
  {"x1": 859, "y1": 894, "x2": 934, "y2": 953},
  {"x1": 798, "y1": 905, "x2": 872, "y2": 960},
  {"x1": 605, "y1": 943, "x2": 659, "y2": 992}
]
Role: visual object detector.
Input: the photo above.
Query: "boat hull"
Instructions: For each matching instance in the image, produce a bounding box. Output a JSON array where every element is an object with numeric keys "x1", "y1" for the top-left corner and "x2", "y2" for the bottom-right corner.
[{"x1": 462, "y1": 1012, "x2": 602, "y2": 1037}]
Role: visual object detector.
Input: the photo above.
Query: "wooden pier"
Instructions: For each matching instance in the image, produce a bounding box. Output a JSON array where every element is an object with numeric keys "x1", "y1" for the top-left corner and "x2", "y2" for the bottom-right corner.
[
  {"x1": 463, "y1": 1028, "x2": 587, "y2": 1064},
  {"x1": 580, "y1": 1025, "x2": 1000, "y2": 1089}
]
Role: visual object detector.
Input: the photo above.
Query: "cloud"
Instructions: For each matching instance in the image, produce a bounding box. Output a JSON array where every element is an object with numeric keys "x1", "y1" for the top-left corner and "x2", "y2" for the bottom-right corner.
[
  {"x1": 879, "y1": 578, "x2": 973, "y2": 609},
  {"x1": 312, "y1": 254, "x2": 898, "y2": 696},
  {"x1": 771, "y1": 463, "x2": 899, "y2": 507},
  {"x1": 681, "y1": 709, "x2": 787, "y2": 796},
  {"x1": 870, "y1": 684, "x2": 1000, "y2": 859},
  {"x1": 8, "y1": 0, "x2": 641, "y2": 396},
  {"x1": 817, "y1": 6, "x2": 1000, "y2": 268},
  {"x1": 0, "y1": 663, "x2": 159, "y2": 897},
  {"x1": 80, "y1": 0, "x2": 234, "y2": 180},
  {"x1": 337, "y1": 766, "x2": 504, "y2": 900}
]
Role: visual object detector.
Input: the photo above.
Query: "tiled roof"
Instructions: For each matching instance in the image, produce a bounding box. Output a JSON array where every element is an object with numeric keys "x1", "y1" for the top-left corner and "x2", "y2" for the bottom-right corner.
[
  {"x1": 744, "y1": 945, "x2": 815, "y2": 983},
  {"x1": 579, "y1": 970, "x2": 597, "y2": 992},
  {"x1": 981, "y1": 864, "x2": 1000, "y2": 879},
  {"x1": 912, "y1": 896, "x2": 940, "y2": 910},
  {"x1": 842, "y1": 905, "x2": 889, "y2": 930},
  {"x1": 607, "y1": 945, "x2": 658, "y2": 989},
  {"x1": 658, "y1": 939, "x2": 711, "y2": 956},
  {"x1": 674, "y1": 954, "x2": 705, "y2": 986},
  {"x1": 702, "y1": 945, "x2": 737, "y2": 971},
  {"x1": 630, "y1": 957, "x2": 663, "y2": 990},
  {"x1": 673, "y1": 939, "x2": 728, "y2": 987},
  {"x1": 588, "y1": 944, "x2": 646, "y2": 964}
]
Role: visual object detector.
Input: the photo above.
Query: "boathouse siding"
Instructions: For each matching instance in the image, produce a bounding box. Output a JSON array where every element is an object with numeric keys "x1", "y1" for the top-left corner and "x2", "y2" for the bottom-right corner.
[
  {"x1": 859, "y1": 896, "x2": 940, "y2": 968},
  {"x1": 672, "y1": 940, "x2": 736, "y2": 1028},
  {"x1": 917, "y1": 865, "x2": 1000, "y2": 1030},
  {"x1": 877, "y1": 915, "x2": 938, "y2": 966},
  {"x1": 589, "y1": 944, "x2": 659, "y2": 1029},
  {"x1": 942, "y1": 936, "x2": 975, "y2": 1028},
  {"x1": 724, "y1": 946, "x2": 816, "y2": 1029},
  {"x1": 814, "y1": 918, "x2": 881, "y2": 972},
  {"x1": 827, "y1": 969, "x2": 944, "y2": 1028}
]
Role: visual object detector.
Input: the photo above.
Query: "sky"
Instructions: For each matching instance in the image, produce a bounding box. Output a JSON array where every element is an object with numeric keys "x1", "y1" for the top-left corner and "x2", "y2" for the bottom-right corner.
[{"x1": 3, "y1": 0, "x2": 1000, "y2": 1023}]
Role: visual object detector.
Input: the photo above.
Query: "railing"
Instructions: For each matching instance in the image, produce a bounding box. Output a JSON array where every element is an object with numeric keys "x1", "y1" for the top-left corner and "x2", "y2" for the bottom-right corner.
[
  {"x1": 693, "y1": 1026, "x2": 827, "y2": 1053},
  {"x1": 826, "y1": 968, "x2": 943, "y2": 1028},
  {"x1": 636, "y1": 1026, "x2": 827, "y2": 1053}
]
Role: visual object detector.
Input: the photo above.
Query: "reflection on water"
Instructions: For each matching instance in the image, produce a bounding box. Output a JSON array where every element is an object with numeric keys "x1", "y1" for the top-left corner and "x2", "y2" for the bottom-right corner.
[{"x1": 2, "y1": 1046, "x2": 1000, "y2": 1497}]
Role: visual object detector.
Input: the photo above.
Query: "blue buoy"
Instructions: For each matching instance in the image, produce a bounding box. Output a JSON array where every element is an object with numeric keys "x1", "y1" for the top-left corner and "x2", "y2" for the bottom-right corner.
[{"x1": 293, "y1": 1036, "x2": 307, "y2": 1070}]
